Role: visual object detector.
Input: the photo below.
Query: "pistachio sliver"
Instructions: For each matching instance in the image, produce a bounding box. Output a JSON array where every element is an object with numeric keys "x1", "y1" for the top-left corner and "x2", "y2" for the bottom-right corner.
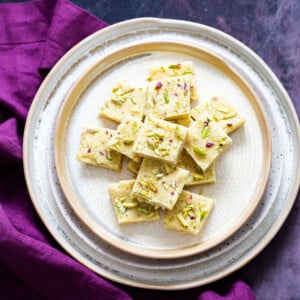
[
  {"x1": 193, "y1": 145, "x2": 207, "y2": 156},
  {"x1": 177, "y1": 213, "x2": 189, "y2": 228}
]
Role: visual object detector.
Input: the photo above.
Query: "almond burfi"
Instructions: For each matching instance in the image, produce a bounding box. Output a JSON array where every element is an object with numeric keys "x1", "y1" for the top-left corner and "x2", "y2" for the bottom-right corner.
[
  {"x1": 109, "y1": 180, "x2": 160, "y2": 224},
  {"x1": 146, "y1": 76, "x2": 191, "y2": 120},
  {"x1": 177, "y1": 149, "x2": 216, "y2": 186},
  {"x1": 164, "y1": 190, "x2": 214, "y2": 235},
  {"x1": 133, "y1": 116, "x2": 187, "y2": 164},
  {"x1": 99, "y1": 81, "x2": 147, "y2": 123},
  {"x1": 107, "y1": 116, "x2": 143, "y2": 162},
  {"x1": 147, "y1": 61, "x2": 198, "y2": 100},
  {"x1": 130, "y1": 158, "x2": 189, "y2": 210},
  {"x1": 184, "y1": 111, "x2": 232, "y2": 172},
  {"x1": 191, "y1": 95, "x2": 246, "y2": 134},
  {"x1": 77, "y1": 127, "x2": 122, "y2": 171}
]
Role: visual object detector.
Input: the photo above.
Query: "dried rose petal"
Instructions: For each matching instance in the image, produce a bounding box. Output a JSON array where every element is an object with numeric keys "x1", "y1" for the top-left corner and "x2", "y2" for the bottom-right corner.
[
  {"x1": 155, "y1": 81, "x2": 163, "y2": 89},
  {"x1": 206, "y1": 142, "x2": 214, "y2": 147}
]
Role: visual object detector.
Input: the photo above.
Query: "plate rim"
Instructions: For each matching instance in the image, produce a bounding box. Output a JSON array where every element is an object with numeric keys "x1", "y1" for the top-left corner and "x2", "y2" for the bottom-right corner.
[
  {"x1": 23, "y1": 17, "x2": 300, "y2": 289},
  {"x1": 54, "y1": 39, "x2": 272, "y2": 259}
]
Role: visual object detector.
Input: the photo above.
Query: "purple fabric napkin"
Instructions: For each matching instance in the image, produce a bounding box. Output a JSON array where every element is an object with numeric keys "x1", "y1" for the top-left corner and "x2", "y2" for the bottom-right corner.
[{"x1": 0, "y1": 0, "x2": 256, "y2": 299}]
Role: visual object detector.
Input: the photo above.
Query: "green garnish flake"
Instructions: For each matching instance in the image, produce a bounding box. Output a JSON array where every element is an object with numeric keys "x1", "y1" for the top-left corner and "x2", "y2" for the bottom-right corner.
[
  {"x1": 111, "y1": 98, "x2": 125, "y2": 105},
  {"x1": 146, "y1": 138, "x2": 156, "y2": 151},
  {"x1": 132, "y1": 121, "x2": 138, "y2": 135},
  {"x1": 193, "y1": 145, "x2": 207, "y2": 156},
  {"x1": 164, "y1": 90, "x2": 170, "y2": 104},
  {"x1": 201, "y1": 126, "x2": 210, "y2": 139},
  {"x1": 130, "y1": 98, "x2": 137, "y2": 105},
  {"x1": 136, "y1": 205, "x2": 153, "y2": 215},
  {"x1": 177, "y1": 213, "x2": 189, "y2": 227},
  {"x1": 200, "y1": 210, "x2": 208, "y2": 221},
  {"x1": 175, "y1": 126, "x2": 183, "y2": 140},
  {"x1": 120, "y1": 88, "x2": 134, "y2": 96},
  {"x1": 123, "y1": 139, "x2": 134, "y2": 145},
  {"x1": 168, "y1": 63, "x2": 181, "y2": 70}
]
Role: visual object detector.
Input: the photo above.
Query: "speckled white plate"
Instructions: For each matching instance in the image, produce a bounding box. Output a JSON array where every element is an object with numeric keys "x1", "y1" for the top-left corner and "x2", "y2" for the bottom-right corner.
[
  {"x1": 54, "y1": 40, "x2": 271, "y2": 259},
  {"x1": 23, "y1": 18, "x2": 300, "y2": 289}
]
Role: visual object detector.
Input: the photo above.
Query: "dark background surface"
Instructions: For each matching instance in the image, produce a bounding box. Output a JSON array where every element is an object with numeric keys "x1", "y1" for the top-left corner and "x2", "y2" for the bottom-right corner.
[{"x1": 1, "y1": 1, "x2": 299, "y2": 299}]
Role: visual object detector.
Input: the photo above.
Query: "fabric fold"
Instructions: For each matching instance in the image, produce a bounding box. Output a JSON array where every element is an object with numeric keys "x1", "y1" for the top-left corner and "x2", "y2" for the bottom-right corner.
[{"x1": 0, "y1": 0, "x2": 256, "y2": 299}]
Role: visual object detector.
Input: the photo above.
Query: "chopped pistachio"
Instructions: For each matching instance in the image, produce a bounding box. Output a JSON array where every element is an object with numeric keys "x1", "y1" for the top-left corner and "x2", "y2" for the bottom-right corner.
[
  {"x1": 164, "y1": 90, "x2": 170, "y2": 104},
  {"x1": 177, "y1": 213, "x2": 189, "y2": 227},
  {"x1": 123, "y1": 139, "x2": 134, "y2": 145},
  {"x1": 146, "y1": 138, "x2": 156, "y2": 151},
  {"x1": 175, "y1": 126, "x2": 184, "y2": 140},
  {"x1": 201, "y1": 126, "x2": 210, "y2": 139},
  {"x1": 200, "y1": 210, "x2": 208, "y2": 221},
  {"x1": 132, "y1": 121, "x2": 138, "y2": 135},
  {"x1": 111, "y1": 98, "x2": 125, "y2": 105},
  {"x1": 193, "y1": 145, "x2": 207, "y2": 156},
  {"x1": 130, "y1": 98, "x2": 137, "y2": 105}
]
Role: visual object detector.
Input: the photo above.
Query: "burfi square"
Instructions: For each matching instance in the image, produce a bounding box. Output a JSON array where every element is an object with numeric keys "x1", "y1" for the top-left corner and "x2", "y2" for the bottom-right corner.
[
  {"x1": 133, "y1": 116, "x2": 187, "y2": 164},
  {"x1": 77, "y1": 127, "x2": 122, "y2": 171},
  {"x1": 109, "y1": 180, "x2": 160, "y2": 224},
  {"x1": 147, "y1": 61, "x2": 198, "y2": 100},
  {"x1": 146, "y1": 75, "x2": 191, "y2": 120},
  {"x1": 177, "y1": 149, "x2": 216, "y2": 186},
  {"x1": 107, "y1": 116, "x2": 143, "y2": 162},
  {"x1": 191, "y1": 95, "x2": 246, "y2": 134},
  {"x1": 130, "y1": 158, "x2": 189, "y2": 210},
  {"x1": 164, "y1": 190, "x2": 214, "y2": 235},
  {"x1": 184, "y1": 111, "x2": 232, "y2": 172},
  {"x1": 99, "y1": 81, "x2": 147, "y2": 123}
]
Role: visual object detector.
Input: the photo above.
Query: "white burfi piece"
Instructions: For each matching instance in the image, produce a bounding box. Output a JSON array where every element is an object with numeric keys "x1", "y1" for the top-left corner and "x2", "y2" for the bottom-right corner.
[
  {"x1": 107, "y1": 116, "x2": 143, "y2": 162},
  {"x1": 109, "y1": 180, "x2": 160, "y2": 224},
  {"x1": 99, "y1": 81, "x2": 147, "y2": 123},
  {"x1": 147, "y1": 61, "x2": 198, "y2": 100},
  {"x1": 164, "y1": 190, "x2": 214, "y2": 235},
  {"x1": 77, "y1": 127, "x2": 122, "y2": 171},
  {"x1": 147, "y1": 75, "x2": 191, "y2": 120},
  {"x1": 184, "y1": 111, "x2": 232, "y2": 172},
  {"x1": 127, "y1": 159, "x2": 141, "y2": 175},
  {"x1": 133, "y1": 116, "x2": 187, "y2": 164},
  {"x1": 130, "y1": 158, "x2": 189, "y2": 210},
  {"x1": 177, "y1": 149, "x2": 216, "y2": 186},
  {"x1": 191, "y1": 96, "x2": 246, "y2": 134}
]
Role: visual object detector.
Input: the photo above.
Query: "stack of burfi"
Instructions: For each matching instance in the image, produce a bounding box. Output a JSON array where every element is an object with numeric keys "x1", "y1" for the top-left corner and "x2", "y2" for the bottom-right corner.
[{"x1": 76, "y1": 61, "x2": 246, "y2": 236}]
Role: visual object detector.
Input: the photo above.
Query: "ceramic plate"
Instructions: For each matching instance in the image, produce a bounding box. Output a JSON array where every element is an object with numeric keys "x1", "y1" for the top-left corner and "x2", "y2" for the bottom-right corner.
[
  {"x1": 23, "y1": 18, "x2": 300, "y2": 289},
  {"x1": 54, "y1": 41, "x2": 271, "y2": 259}
]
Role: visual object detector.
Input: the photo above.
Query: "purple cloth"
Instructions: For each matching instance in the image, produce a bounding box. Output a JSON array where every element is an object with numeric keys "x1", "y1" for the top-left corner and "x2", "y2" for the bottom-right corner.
[{"x1": 0, "y1": 1, "x2": 256, "y2": 299}]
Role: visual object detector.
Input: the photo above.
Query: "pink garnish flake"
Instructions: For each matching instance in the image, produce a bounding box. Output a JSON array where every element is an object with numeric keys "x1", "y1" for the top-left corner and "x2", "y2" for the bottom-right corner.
[
  {"x1": 87, "y1": 148, "x2": 91, "y2": 153},
  {"x1": 99, "y1": 151, "x2": 104, "y2": 156},
  {"x1": 184, "y1": 83, "x2": 187, "y2": 90},
  {"x1": 155, "y1": 81, "x2": 163, "y2": 89},
  {"x1": 105, "y1": 130, "x2": 108, "y2": 135},
  {"x1": 206, "y1": 142, "x2": 214, "y2": 147},
  {"x1": 170, "y1": 192, "x2": 175, "y2": 196},
  {"x1": 174, "y1": 92, "x2": 178, "y2": 96},
  {"x1": 177, "y1": 83, "x2": 182, "y2": 87}
]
